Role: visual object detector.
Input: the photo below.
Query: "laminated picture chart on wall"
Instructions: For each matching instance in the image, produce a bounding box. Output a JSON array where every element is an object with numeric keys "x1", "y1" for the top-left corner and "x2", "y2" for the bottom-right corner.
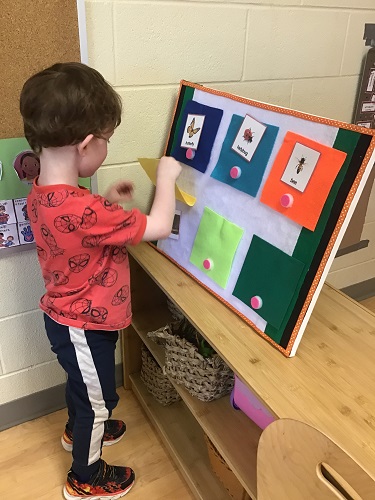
[
  {"x1": 0, "y1": 137, "x2": 91, "y2": 252},
  {"x1": 139, "y1": 81, "x2": 375, "y2": 357}
]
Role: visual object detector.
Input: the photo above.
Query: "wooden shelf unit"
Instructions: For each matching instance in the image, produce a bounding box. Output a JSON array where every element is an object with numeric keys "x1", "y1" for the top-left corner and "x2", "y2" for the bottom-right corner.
[
  {"x1": 130, "y1": 373, "x2": 231, "y2": 500},
  {"x1": 132, "y1": 311, "x2": 261, "y2": 499},
  {"x1": 122, "y1": 243, "x2": 375, "y2": 499},
  {"x1": 123, "y1": 252, "x2": 261, "y2": 499}
]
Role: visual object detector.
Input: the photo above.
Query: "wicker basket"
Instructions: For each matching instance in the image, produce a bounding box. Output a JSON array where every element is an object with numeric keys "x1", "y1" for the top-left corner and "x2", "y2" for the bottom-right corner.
[
  {"x1": 140, "y1": 345, "x2": 181, "y2": 406},
  {"x1": 147, "y1": 325, "x2": 234, "y2": 402},
  {"x1": 166, "y1": 298, "x2": 185, "y2": 321}
]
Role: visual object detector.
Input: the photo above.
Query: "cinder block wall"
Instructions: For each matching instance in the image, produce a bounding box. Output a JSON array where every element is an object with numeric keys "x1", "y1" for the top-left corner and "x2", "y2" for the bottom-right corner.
[
  {"x1": 88, "y1": 0, "x2": 375, "y2": 289},
  {"x1": 0, "y1": 0, "x2": 374, "y2": 410}
]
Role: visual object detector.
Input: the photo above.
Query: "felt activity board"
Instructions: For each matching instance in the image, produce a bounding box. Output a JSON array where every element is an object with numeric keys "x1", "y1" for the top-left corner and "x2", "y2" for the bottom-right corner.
[{"x1": 139, "y1": 81, "x2": 375, "y2": 357}]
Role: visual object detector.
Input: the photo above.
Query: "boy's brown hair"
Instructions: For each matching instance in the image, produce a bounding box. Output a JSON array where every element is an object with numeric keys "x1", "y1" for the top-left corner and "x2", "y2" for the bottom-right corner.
[{"x1": 20, "y1": 62, "x2": 122, "y2": 154}]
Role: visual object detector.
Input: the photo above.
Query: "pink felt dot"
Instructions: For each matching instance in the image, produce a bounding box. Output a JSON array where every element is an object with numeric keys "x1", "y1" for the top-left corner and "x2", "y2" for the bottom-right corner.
[
  {"x1": 230, "y1": 166, "x2": 241, "y2": 179},
  {"x1": 250, "y1": 296, "x2": 263, "y2": 310},
  {"x1": 280, "y1": 193, "x2": 294, "y2": 208},
  {"x1": 203, "y1": 258, "x2": 213, "y2": 270},
  {"x1": 186, "y1": 148, "x2": 195, "y2": 160}
]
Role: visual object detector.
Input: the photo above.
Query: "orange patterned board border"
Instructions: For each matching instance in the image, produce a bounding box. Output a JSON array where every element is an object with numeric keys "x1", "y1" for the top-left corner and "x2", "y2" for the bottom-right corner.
[{"x1": 160, "y1": 80, "x2": 375, "y2": 357}]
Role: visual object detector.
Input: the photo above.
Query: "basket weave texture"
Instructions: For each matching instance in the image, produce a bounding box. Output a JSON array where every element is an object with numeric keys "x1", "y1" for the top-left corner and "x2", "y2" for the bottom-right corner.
[
  {"x1": 148, "y1": 325, "x2": 234, "y2": 402},
  {"x1": 140, "y1": 345, "x2": 181, "y2": 406}
]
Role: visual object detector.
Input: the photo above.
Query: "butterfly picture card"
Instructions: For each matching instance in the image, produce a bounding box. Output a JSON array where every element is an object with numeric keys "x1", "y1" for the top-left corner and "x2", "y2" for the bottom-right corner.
[
  {"x1": 180, "y1": 114, "x2": 205, "y2": 151},
  {"x1": 171, "y1": 100, "x2": 223, "y2": 173}
]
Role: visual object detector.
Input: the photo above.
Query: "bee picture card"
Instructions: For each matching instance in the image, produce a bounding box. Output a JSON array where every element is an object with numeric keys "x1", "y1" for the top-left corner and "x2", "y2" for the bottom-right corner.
[
  {"x1": 231, "y1": 114, "x2": 267, "y2": 163},
  {"x1": 149, "y1": 80, "x2": 375, "y2": 357},
  {"x1": 280, "y1": 142, "x2": 320, "y2": 193}
]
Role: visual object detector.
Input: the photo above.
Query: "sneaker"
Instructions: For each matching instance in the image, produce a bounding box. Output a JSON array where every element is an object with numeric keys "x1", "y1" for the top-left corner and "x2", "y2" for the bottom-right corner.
[
  {"x1": 62, "y1": 419, "x2": 126, "y2": 452},
  {"x1": 63, "y1": 459, "x2": 135, "y2": 499}
]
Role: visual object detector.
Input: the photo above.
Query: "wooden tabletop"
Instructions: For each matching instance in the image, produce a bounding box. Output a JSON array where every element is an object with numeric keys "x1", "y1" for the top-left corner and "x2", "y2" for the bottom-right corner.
[{"x1": 129, "y1": 243, "x2": 375, "y2": 476}]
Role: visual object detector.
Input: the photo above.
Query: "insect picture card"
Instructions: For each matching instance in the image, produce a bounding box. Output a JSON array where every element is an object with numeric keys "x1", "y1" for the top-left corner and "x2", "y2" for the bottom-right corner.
[
  {"x1": 146, "y1": 80, "x2": 375, "y2": 357},
  {"x1": 181, "y1": 114, "x2": 205, "y2": 151},
  {"x1": 280, "y1": 142, "x2": 321, "y2": 193},
  {"x1": 171, "y1": 100, "x2": 223, "y2": 173},
  {"x1": 231, "y1": 114, "x2": 267, "y2": 163}
]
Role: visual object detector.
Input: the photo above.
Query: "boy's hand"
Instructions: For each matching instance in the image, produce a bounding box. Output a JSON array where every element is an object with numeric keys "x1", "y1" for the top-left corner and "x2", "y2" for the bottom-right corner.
[
  {"x1": 142, "y1": 157, "x2": 182, "y2": 241},
  {"x1": 156, "y1": 156, "x2": 182, "y2": 182},
  {"x1": 104, "y1": 181, "x2": 134, "y2": 204}
]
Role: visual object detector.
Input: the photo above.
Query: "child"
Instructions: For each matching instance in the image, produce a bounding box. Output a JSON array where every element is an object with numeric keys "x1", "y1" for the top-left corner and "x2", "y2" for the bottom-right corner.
[{"x1": 20, "y1": 62, "x2": 181, "y2": 499}]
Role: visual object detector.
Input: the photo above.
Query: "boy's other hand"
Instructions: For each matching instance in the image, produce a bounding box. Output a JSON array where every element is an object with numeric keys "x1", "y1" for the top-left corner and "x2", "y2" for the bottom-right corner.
[
  {"x1": 156, "y1": 156, "x2": 182, "y2": 183},
  {"x1": 104, "y1": 181, "x2": 134, "y2": 204}
]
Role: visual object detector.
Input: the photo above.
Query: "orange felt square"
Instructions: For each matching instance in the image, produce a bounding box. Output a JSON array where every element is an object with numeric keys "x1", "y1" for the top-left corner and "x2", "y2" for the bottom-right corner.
[{"x1": 260, "y1": 131, "x2": 347, "y2": 231}]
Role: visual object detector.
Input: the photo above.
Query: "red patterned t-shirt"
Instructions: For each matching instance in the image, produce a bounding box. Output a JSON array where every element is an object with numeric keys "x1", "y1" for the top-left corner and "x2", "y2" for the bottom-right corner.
[{"x1": 27, "y1": 180, "x2": 147, "y2": 331}]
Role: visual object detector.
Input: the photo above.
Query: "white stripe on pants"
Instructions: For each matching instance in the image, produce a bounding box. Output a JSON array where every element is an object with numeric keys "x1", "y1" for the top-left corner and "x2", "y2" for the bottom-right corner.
[{"x1": 68, "y1": 326, "x2": 109, "y2": 465}]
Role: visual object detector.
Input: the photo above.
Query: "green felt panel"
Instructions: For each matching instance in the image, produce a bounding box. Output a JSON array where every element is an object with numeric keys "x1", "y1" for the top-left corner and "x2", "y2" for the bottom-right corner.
[
  {"x1": 233, "y1": 235, "x2": 305, "y2": 329},
  {"x1": 264, "y1": 128, "x2": 361, "y2": 343},
  {"x1": 190, "y1": 207, "x2": 244, "y2": 289}
]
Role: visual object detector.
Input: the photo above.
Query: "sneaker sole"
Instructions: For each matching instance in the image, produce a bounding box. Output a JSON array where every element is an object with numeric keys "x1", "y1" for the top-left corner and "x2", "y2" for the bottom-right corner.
[
  {"x1": 63, "y1": 480, "x2": 134, "y2": 500},
  {"x1": 61, "y1": 434, "x2": 125, "y2": 452}
]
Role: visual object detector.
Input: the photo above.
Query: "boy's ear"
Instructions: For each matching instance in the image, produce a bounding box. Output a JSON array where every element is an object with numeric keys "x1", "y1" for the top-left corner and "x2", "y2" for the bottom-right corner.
[{"x1": 77, "y1": 134, "x2": 94, "y2": 156}]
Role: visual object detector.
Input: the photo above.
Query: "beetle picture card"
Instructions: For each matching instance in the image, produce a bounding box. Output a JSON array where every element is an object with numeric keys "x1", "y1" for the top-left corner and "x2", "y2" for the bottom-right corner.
[{"x1": 231, "y1": 114, "x2": 267, "y2": 162}]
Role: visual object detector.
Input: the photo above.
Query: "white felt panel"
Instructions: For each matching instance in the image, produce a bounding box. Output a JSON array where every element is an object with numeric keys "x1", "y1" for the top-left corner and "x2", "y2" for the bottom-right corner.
[{"x1": 158, "y1": 88, "x2": 340, "y2": 333}]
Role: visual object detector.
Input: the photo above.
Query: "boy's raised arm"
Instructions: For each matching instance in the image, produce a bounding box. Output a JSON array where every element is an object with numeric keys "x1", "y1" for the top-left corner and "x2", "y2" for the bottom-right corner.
[{"x1": 142, "y1": 156, "x2": 182, "y2": 242}]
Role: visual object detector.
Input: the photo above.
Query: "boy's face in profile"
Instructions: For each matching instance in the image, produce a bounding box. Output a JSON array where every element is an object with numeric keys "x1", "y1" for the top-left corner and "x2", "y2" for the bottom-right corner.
[{"x1": 78, "y1": 130, "x2": 114, "y2": 178}]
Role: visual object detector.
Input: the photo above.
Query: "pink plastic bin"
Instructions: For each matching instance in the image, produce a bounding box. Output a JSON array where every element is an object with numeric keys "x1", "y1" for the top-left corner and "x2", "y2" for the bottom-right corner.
[{"x1": 230, "y1": 375, "x2": 275, "y2": 430}]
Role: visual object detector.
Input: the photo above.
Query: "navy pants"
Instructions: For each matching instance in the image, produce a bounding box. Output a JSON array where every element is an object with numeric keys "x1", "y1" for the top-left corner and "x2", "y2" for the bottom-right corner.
[{"x1": 44, "y1": 314, "x2": 119, "y2": 479}]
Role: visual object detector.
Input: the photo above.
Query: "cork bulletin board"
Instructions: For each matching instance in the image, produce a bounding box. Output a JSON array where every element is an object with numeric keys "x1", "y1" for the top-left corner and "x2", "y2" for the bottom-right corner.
[
  {"x1": 0, "y1": 0, "x2": 87, "y2": 251},
  {"x1": 0, "y1": 0, "x2": 80, "y2": 138}
]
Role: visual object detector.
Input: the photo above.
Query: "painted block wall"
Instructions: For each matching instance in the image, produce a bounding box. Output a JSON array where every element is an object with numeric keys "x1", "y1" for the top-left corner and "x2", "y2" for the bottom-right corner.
[{"x1": 0, "y1": 0, "x2": 374, "y2": 407}]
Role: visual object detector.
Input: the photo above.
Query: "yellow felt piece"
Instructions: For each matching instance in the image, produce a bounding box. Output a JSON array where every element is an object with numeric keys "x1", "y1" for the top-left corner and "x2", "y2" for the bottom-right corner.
[{"x1": 138, "y1": 158, "x2": 196, "y2": 207}]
